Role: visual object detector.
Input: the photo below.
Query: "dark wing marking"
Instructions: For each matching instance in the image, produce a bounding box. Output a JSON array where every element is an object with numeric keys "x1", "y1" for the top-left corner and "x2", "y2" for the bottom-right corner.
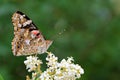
[{"x1": 16, "y1": 11, "x2": 38, "y2": 30}]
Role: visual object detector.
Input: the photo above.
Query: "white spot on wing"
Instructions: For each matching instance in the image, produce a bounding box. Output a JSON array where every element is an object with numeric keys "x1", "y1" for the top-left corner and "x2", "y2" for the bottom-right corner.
[
  {"x1": 20, "y1": 29, "x2": 25, "y2": 33},
  {"x1": 20, "y1": 15, "x2": 25, "y2": 19},
  {"x1": 18, "y1": 24, "x2": 22, "y2": 27},
  {"x1": 25, "y1": 39, "x2": 30, "y2": 45},
  {"x1": 31, "y1": 33, "x2": 35, "y2": 38},
  {"x1": 38, "y1": 42, "x2": 47, "y2": 53},
  {"x1": 23, "y1": 20, "x2": 32, "y2": 27},
  {"x1": 23, "y1": 15, "x2": 25, "y2": 17}
]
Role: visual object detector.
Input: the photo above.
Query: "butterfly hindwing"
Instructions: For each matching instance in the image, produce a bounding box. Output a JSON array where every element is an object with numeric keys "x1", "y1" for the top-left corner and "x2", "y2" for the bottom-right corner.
[{"x1": 12, "y1": 11, "x2": 52, "y2": 56}]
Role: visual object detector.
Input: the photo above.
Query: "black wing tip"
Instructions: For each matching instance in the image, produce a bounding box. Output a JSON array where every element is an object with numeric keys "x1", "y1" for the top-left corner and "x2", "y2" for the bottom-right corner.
[
  {"x1": 15, "y1": 11, "x2": 30, "y2": 20},
  {"x1": 16, "y1": 11, "x2": 24, "y2": 15},
  {"x1": 14, "y1": 11, "x2": 38, "y2": 30}
]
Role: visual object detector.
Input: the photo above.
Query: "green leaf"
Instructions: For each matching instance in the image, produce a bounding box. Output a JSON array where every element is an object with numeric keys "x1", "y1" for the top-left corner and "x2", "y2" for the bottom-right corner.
[{"x1": 0, "y1": 74, "x2": 4, "y2": 80}]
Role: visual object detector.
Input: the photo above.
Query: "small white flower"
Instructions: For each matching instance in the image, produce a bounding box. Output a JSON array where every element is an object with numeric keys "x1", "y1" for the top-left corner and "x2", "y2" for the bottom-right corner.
[
  {"x1": 40, "y1": 71, "x2": 52, "y2": 80},
  {"x1": 46, "y1": 53, "x2": 58, "y2": 68},
  {"x1": 39, "y1": 52, "x2": 84, "y2": 80},
  {"x1": 24, "y1": 56, "x2": 42, "y2": 72},
  {"x1": 24, "y1": 52, "x2": 84, "y2": 80},
  {"x1": 67, "y1": 57, "x2": 74, "y2": 63},
  {"x1": 31, "y1": 72, "x2": 37, "y2": 80}
]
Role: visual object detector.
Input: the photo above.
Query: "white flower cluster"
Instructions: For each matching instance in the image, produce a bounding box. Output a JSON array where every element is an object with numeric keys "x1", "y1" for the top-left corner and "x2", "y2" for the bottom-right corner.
[
  {"x1": 39, "y1": 52, "x2": 84, "y2": 80},
  {"x1": 24, "y1": 52, "x2": 84, "y2": 80},
  {"x1": 24, "y1": 56, "x2": 42, "y2": 72}
]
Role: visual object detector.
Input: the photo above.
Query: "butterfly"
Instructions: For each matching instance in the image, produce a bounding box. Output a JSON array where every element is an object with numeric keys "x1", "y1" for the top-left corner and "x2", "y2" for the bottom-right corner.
[{"x1": 11, "y1": 11, "x2": 52, "y2": 56}]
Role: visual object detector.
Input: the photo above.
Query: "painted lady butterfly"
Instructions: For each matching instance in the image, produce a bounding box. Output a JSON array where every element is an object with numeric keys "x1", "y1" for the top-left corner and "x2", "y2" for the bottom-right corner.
[{"x1": 11, "y1": 11, "x2": 52, "y2": 56}]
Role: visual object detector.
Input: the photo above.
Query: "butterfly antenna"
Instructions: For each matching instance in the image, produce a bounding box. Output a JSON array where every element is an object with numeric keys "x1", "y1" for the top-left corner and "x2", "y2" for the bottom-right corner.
[{"x1": 51, "y1": 28, "x2": 66, "y2": 40}]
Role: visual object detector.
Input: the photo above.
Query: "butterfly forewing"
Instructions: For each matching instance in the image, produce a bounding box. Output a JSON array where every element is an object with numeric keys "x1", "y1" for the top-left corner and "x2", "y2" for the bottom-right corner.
[{"x1": 12, "y1": 11, "x2": 52, "y2": 56}]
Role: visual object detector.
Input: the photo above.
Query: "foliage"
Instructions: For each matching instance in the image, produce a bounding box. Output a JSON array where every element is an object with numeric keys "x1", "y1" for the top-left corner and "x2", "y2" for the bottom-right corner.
[{"x1": 0, "y1": 74, "x2": 4, "y2": 80}]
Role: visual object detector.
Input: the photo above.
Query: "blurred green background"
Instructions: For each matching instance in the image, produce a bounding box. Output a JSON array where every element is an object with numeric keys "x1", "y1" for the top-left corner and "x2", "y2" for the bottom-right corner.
[{"x1": 0, "y1": 0, "x2": 120, "y2": 80}]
